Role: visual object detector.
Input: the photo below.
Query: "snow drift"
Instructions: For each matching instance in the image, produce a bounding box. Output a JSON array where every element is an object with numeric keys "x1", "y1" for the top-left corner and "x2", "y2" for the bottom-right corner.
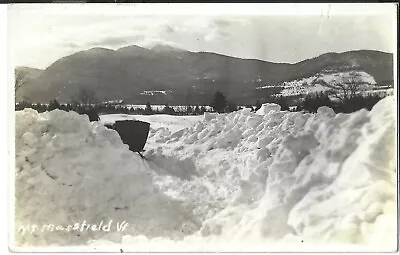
[
  {"x1": 14, "y1": 96, "x2": 397, "y2": 251},
  {"x1": 14, "y1": 110, "x2": 200, "y2": 247}
]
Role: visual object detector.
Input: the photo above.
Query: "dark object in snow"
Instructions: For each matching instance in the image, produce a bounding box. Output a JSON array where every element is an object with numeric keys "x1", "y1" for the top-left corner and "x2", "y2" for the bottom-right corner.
[
  {"x1": 86, "y1": 108, "x2": 100, "y2": 122},
  {"x1": 78, "y1": 107, "x2": 100, "y2": 122},
  {"x1": 105, "y1": 120, "x2": 150, "y2": 158}
]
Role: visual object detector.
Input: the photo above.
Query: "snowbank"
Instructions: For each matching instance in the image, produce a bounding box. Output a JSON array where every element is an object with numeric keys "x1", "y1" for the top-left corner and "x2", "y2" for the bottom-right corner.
[
  {"x1": 141, "y1": 95, "x2": 397, "y2": 250},
  {"x1": 14, "y1": 109, "x2": 200, "y2": 247},
  {"x1": 14, "y1": 96, "x2": 397, "y2": 251}
]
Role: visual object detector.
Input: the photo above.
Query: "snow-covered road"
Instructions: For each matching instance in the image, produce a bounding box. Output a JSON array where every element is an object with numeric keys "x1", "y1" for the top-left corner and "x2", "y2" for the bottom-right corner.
[{"x1": 13, "y1": 96, "x2": 397, "y2": 251}]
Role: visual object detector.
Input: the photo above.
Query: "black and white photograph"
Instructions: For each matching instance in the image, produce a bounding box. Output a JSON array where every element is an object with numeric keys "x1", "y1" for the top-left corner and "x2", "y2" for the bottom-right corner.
[{"x1": 8, "y1": 3, "x2": 398, "y2": 252}]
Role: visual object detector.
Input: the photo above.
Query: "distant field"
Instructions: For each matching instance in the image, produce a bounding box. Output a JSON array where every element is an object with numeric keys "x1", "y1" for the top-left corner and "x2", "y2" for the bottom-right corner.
[{"x1": 123, "y1": 105, "x2": 214, "y2": 111}]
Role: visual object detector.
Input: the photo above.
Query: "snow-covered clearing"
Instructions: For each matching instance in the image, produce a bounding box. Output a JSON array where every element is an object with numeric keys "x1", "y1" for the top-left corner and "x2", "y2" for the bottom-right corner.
[
  {"x1": 122, "y1": 105, "x2": 214, "y2": 111},
  {"x1": 13, "y1": 96, "x2": 397, "y2": 251},
  {"x1": 257, "y1": 71, "x2": 386, "y2": 97}
]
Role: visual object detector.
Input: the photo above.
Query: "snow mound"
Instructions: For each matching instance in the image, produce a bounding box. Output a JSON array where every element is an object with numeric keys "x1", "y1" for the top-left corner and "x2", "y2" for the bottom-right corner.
[
  {"x1": 15, "y1": 109, "x2": 200, "y2": 247},
  {"x1": 256, "y1": 103, "x2": 281, "y2": 115},
  {"x1": 14, "y1": 96, "x2": 397, "y2": 251},
  {"x1": 137, "y1": 96, "x2": 396, "y2": 250}
]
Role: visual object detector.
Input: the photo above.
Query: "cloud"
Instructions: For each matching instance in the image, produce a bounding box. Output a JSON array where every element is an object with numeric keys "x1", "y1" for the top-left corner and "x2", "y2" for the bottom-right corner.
[
  {"x1": 167, "y1": 17, "x2": 237, "y2": 42},
  {"x1": 88, "y1": 34, "x2": 146, "y2": 47},
  {"x1": 60, "y1": 42, "x2": 82, "y2": 49},
  {"x1": 134, "y1": 37, "x2": 186, "y2": 50},
  {"x1": 9, "y1": 5, "x2": 394, "y2": 69},
  {"x1": 212, "y1": 19, "x2": 232, "y2": 28},
  {"x1": 211, "y1": 17, "x2": 252, "y2": 29},
  {"x1": 202, "y1": 17, "x2": 252, "y2": 42},
  {"x1": 204, "y1": 29, "x2": 231, "y2": 42},
  {"x1": 163, "y1": 25, "x2": 175, "y2": 34},
  {"x1": 203, "y1": 18, "x2": 240, "y2": 42}
]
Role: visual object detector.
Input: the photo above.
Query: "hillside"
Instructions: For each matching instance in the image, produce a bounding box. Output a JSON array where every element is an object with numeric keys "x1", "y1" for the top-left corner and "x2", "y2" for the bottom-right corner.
[
  {"x1": 15, "y1": 66, "x2": 43, "y2": 85},
  {"x1": 15, "y1": 46, "x2": 393, "y2": 105}
]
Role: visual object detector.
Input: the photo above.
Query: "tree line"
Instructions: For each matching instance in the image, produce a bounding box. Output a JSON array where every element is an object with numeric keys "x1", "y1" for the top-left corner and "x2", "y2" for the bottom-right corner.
[
  {"x1": 15, "y1": 88, "x2": 388, "y2": 116},
  {"x1": 15, "y1": 100, "x2": 214, "y2": 116},
  {"x1": 209, "y1": 90, "x2": 387, "y2": 114}
]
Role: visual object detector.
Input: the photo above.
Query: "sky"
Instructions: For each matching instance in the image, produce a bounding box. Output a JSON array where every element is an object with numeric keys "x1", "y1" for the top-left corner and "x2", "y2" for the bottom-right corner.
[{"x1": 7, "y1": 3, "x2": 397, "y2": 69}]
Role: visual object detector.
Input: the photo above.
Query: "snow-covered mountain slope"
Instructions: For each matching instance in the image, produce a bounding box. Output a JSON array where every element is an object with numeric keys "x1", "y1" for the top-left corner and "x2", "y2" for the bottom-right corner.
[
  {"x1": 14, "y1": 96, "x2": 397, "y2": 251},
  {"x1": 316, "y1": 70, "x2": 376, "y2": 85},
  {"x1": 257, "y1": 70, "x2": 393, "y2": 97}
]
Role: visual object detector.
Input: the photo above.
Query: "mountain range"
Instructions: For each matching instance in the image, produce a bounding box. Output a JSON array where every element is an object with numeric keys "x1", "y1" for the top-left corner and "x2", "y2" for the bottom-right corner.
[{"x1": 15, "y1": 44, "x2": 394, "y2": 105}]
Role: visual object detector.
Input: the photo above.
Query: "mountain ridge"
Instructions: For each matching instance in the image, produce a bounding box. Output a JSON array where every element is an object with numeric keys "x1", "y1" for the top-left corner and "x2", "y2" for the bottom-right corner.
[{"x1": 15, "y1": 46, "x2": 393, "y2": 105}]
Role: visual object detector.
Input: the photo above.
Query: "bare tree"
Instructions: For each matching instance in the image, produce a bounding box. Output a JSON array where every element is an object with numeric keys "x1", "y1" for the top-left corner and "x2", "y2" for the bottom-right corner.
[
  {"x1": 15, "y1": 70, "x2": 25, "y2": 93},
  {"x1": 315, "y1": 72, "x2": 366, "y2": 102},
  {"x1": 71, "y1": 87, "x2": 97, "y2": 106}
]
